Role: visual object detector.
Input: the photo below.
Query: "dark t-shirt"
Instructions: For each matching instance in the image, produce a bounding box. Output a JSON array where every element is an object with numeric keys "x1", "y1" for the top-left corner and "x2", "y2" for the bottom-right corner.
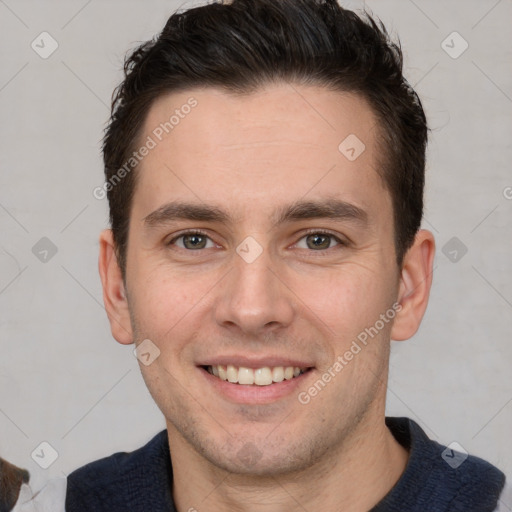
[{"x1": 65, "y1": 417, "x2": 506, "y2": 511}]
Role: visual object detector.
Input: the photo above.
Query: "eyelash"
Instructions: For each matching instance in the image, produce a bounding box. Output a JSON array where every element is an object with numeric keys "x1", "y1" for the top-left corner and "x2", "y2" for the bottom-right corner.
[{"x1": 167, "y1": 229, "x2": 347, "y2": 256}]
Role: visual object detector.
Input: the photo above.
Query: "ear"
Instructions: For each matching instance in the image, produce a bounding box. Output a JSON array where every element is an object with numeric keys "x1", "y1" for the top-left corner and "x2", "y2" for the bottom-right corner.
[
  {"x1": 391, "y1": 229, "x2": 435, "y2": 341},
  {"x1": 98, "y1": 229, "x2": 133, "y2": 345}
]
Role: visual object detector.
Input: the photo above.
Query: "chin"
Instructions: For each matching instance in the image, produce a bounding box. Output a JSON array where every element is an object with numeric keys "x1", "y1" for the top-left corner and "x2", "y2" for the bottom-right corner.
[{"x1": 192, "y1": 432, "x2": 326, "y2": 477}]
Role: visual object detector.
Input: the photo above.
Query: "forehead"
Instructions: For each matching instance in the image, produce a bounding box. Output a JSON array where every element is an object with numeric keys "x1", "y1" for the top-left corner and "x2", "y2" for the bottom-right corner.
[{"x1": 133, "y1": 83, "x2": 388, "y2": 222}]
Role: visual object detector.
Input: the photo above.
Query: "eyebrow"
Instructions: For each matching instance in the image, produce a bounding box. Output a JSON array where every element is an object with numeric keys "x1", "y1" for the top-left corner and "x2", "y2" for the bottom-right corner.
[{"x1": 142, "y1": 198, "x2": 368, "y2": 229}]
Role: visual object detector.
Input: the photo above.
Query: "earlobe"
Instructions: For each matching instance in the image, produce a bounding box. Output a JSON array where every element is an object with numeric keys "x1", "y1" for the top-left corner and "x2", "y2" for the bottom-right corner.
[
  {"x1": 391, "y1": 229, "x2": 436, "y2": 341},
  {"x1": 98, "y1": 229, "x2": 133, "y2": 345}
]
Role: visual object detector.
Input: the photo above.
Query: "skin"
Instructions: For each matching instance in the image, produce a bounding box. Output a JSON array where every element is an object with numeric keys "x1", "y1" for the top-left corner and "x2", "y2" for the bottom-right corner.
[{"x1": 99, "y1": 83, "x2": 435, "y2": 511}]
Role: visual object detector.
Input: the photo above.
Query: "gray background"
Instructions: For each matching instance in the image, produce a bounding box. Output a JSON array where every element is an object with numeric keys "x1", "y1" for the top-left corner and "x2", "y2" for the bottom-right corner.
[{"x1": 1, "y1": 0, "x2": 511, "y2": 491}]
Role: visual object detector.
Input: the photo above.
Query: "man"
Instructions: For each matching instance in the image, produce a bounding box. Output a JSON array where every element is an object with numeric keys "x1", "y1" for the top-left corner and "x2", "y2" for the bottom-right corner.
[{"x1": 4, "y1": 0, "x2": 508, "y2": 510}]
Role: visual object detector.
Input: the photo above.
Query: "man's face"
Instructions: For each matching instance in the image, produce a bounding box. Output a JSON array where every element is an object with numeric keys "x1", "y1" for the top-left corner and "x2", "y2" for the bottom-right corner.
[{"x1": 123, "y1": 84, "x2": 401, "y2": 474}]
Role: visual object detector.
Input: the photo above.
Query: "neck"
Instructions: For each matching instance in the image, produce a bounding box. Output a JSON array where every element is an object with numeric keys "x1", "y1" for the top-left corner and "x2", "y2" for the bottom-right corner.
[{"x1": 169, "y1": 411, "x2": 409, "y2": 512}]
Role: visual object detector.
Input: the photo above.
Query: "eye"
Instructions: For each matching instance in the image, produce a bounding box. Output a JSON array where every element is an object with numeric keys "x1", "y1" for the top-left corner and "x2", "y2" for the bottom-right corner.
[
  {"x1": 168, "y1": 231, "x2": 216, "y2": 250},
  {"x1": 295, "y1": 231, "x2": 344, "y2": 251}
]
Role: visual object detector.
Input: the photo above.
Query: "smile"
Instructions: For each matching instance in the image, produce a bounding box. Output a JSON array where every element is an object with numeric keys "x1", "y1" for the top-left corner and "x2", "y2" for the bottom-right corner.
[{"x1": 203, "y1": 364, "x2": 311, "y2": 386}]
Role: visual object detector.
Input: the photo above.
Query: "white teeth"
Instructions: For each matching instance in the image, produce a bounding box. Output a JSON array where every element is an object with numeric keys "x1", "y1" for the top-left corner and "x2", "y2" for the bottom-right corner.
[
  {"x1": 226, "y1": 364, "x2": 238, "y2": 383},
  {"x1": 206, "y1": 365, "x2": 308, "y2": 385},
  {"x1": 218, "y1": 365, "x2": 227, "y2": 381},
  {"x1": 254, "y1": 367, "x2": 272, "y2": 386},
  {"x1": 272, "y1": 366, "x2": 284, "y2": 382},
  {"x1": 238, "y1": 367, "x2": 255, "y2": 385}
]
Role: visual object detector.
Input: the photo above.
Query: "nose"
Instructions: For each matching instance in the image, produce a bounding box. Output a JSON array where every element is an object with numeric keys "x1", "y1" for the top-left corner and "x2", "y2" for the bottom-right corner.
[{"x1": 214, "y1": 241, "x2": 295, "y2": 337}]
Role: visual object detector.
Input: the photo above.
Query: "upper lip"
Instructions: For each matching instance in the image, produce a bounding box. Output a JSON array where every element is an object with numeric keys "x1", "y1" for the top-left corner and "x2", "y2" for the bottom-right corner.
[{"x1": 198, "y1": 356, "x2": 315, "y2": 369}]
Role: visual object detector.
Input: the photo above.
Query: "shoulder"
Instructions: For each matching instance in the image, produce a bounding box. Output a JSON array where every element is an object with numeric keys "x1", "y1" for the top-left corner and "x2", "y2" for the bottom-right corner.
[
  {"x1": 495, "y1": 480, "x2": 512, "y2": 511},
  {"x1": 433, "y1": 446, "x2": 506, "y2": 511},
  {"x1": 380, "y1": 417, "x2": 507, "y2": 512},
  {"x1": 66, "y1": 430, "x2": 171, "y2": 511}
]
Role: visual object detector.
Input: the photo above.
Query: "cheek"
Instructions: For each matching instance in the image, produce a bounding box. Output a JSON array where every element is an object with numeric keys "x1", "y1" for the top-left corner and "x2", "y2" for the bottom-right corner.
[
  {"x1": 128, "y1": 263, "x2": 219, "y2": 370},
  {"x1": 130, "y1": 256, "x2": 201, "y2": 318},
  {"x1": 297, "y1": 264, "x2": 390, "y2": 334},
  {"x1": 128, "y1": 269, "x2": 190, "y2": 343}
]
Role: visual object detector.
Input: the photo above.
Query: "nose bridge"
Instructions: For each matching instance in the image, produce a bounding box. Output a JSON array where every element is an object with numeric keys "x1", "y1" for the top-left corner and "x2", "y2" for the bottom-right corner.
[{"x1": 215, "y1": 237, "x2": 294, "y2": 334}]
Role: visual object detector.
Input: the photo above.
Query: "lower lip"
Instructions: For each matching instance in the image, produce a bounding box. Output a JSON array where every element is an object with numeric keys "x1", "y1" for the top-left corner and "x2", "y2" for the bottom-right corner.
[{"x1": 198, "y1": 366, "x2": 314, "y2": 405}]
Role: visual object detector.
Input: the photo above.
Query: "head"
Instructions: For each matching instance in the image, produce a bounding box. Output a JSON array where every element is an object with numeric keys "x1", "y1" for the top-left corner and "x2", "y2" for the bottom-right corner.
[{"x1": 99, "y1": 0, "x2": 434, "y2": 476}]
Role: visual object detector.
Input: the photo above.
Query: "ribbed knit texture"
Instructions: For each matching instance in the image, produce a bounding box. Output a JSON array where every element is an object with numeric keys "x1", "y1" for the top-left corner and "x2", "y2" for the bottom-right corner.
[
  {"x1": 65, "y1": 417, "x2": 505, "y2": 511},
  {"x1": 370, "y1": 418, "x2": 505, "y2": 511}
]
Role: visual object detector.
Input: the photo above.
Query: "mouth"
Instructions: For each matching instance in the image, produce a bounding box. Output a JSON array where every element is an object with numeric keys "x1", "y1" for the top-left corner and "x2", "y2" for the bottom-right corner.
[{"x1": 201, "y1": 364, "x2": 313, "y2": 386}]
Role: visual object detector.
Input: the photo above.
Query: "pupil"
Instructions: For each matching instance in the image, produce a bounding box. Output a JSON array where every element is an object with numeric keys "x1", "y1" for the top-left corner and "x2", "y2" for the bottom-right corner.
[
  {"x1": 186, "y1": 234, "x2": 204, "y2": 249},
  {"x1": 309, "y1": 234, "x2": 328, "y2": 250}
]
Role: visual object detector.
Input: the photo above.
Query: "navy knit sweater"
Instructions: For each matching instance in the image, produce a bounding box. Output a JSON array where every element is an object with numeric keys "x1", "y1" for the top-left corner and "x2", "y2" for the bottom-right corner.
[{"x1": 65, "y1": 417, "x2": 506, "y2": 511}]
